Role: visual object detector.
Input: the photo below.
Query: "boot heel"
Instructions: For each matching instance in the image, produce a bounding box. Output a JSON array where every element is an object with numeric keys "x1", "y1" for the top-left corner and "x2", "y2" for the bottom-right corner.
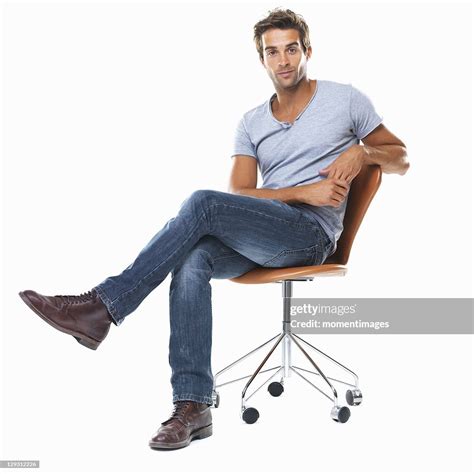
[
  {"x1": 193, "y1": 424, "x2": 213, "y2": 440},
  {"x1": 73, "y1": 335, "x2": 100, "y2": 350}
]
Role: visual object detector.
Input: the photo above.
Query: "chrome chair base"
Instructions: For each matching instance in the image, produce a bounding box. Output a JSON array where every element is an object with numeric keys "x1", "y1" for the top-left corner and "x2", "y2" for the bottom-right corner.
[{"x1": 212, "y1": 280, "x2": 363, "y2": 424}]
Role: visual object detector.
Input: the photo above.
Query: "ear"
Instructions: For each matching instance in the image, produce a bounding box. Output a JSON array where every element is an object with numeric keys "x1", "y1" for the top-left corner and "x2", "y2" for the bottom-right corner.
[{"x1": 306, "y1": 45, "x2": 312, "y2": 60}]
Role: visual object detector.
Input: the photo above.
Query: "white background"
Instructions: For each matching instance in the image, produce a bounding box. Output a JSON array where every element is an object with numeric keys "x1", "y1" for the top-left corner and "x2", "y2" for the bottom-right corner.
[{"x1": 1, "y1": 0, "x2": 473, "y2": 473}]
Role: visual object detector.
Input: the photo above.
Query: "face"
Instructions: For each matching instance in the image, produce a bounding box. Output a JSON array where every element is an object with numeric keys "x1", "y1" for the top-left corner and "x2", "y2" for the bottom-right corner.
[{"x1": 260, "y1": 28, "x2": 312, "y2": 91}]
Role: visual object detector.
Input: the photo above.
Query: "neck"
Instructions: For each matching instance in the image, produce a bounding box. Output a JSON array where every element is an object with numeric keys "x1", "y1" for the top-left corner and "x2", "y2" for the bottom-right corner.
[{"x1": 273, "y1": 77, "x2": 315, "y2": 114}]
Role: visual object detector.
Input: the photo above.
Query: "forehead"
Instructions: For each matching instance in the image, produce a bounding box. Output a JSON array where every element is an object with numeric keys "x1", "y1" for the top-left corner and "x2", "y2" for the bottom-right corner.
[{"x1": 261, "y1": 28, "x2": 301, "y2": 48}]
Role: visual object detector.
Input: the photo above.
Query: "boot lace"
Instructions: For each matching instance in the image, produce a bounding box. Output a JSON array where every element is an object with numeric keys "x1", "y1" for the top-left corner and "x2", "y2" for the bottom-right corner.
[
  {"x1": 54, "y1": 290, "x2": 97, "y2": 305},
  {"x1": 162, "y1": 401, "x2": 192, "y2": 426}
]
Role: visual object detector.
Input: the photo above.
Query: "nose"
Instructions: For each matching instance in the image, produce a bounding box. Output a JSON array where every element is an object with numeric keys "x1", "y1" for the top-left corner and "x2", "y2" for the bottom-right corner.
[{"x1": 278, "y1": 52, "x2": 290, "y2": 68}]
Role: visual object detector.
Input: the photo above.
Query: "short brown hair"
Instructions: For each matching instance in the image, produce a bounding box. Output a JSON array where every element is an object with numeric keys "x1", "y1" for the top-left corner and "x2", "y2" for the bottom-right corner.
[{"x1": 253, "y1": 8, "x2": 311, "y2": 62}]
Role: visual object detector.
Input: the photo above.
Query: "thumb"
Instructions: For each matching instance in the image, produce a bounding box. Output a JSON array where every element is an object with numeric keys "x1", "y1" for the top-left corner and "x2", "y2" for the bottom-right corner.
[{"x1": 318, "y1": 167, "x2": 329, "y2": 175}]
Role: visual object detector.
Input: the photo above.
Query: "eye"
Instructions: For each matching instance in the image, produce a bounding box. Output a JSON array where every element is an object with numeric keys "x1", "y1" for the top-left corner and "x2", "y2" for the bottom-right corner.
[{"x1": 288, "y1": 48, "x2": 297, "y2": 53}]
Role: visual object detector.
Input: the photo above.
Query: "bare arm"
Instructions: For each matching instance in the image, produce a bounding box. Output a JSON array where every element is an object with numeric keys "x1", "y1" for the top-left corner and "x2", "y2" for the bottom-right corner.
[
  {"x1": 360, "y1": 123, "x2": 409, "y2": 174},
  {"x1": 229, "y1": 155, "x2": 349, "y2": 208},
  {"x1": 359, "y1": 143, "x2": 408, "y2": 174},
  {"x1": 229, "y1": 155, "x2": 305, "y2": 203},
  {"x1": 236, "y1": 186, "x2": 305, "y2": 204}
]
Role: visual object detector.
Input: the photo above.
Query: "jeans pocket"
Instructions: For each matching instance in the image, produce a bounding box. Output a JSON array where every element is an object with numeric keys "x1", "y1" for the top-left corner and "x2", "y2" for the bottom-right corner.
[
  {"x1": 314, "y1": 235, "x2": 335, "y2": 265},
  {"x1": 262, "y1": 243, "x2": 321, "y2": 268}
]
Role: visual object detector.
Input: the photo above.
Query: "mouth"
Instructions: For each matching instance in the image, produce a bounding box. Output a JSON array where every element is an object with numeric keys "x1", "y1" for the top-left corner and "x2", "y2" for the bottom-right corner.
[{"x1": 277, "y1": 70, "x2": 294, "y2": 76}]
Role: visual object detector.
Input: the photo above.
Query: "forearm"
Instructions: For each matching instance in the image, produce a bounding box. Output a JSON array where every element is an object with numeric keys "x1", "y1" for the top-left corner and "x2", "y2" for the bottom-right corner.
[
  {"x1": 357, "y1": 144, "x2": 410, "y2": 175},
  {"x1": 233, "y1": 185, "x2": 305, "y2": 204}
]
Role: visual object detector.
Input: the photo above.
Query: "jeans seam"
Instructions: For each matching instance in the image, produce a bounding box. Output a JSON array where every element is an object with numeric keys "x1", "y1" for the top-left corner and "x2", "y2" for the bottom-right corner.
[
  {"x1": 263, "y1": 237, "x2": 325, "y2": 266},
  {"x1": 197, "y1": 247, "x2": 237, "y2": 263},
  {"x1": 264, "y1": 248, "x2": 317, "y2": 266},
  {"x1": 213, "y1": 252, "x2": 241, "y2": 262},
  {"x1": 210, "y1": 202, "x2": 322, "y2": 229}
]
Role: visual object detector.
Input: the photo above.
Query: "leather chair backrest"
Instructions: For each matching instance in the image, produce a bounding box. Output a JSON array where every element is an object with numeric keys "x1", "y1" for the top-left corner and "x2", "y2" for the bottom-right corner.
[{"x1": 324, "y1": 165, "x2": 382, "y2": 265}]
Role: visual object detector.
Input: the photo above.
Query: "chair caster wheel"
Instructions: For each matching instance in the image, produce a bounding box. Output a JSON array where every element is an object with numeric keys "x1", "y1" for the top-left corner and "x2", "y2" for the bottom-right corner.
[
  {"x1": 268, "y1": 381, "x2": 284, "y2": 397},
  {"x1": 346, "y1": 388, "x2": 363, "y2": 406},
  {"x1": 331, "y1": 405, "x2": 351, "y2": 423},
  {"x1": 242, "y1": 407, "x2": 259, "y2": 424},
  {"x1": 212, "y1": 390, "x2": 220, "y2": 408}
]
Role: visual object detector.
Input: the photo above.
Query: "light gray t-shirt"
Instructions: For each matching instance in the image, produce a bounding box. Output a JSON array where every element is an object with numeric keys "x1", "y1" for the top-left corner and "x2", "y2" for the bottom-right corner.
[{"x1": 231, "y1": 79, "x2": 383, "y2": 255}]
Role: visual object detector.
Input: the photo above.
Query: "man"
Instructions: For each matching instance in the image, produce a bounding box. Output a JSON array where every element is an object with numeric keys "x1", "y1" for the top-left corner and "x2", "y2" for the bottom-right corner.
[{"x1": 18, "y1": 8, "x2": 409, "y2": 450}]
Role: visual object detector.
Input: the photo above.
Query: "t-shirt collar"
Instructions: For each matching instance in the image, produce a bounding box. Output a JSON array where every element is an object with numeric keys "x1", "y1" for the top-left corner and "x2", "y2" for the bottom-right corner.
[{"x1": 267, "y1": 79, "x2": 319, "y2": 128}]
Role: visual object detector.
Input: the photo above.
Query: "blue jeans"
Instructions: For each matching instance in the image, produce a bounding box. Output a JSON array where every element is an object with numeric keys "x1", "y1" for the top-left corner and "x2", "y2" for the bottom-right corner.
[{"x1": 93, "y1": 189, "x2": 333, "y2": 406}]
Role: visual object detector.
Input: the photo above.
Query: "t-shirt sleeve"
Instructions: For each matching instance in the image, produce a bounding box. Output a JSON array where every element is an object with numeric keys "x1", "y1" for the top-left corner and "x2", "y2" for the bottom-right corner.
[
  {"x1": 349, "y1": 85, "x2": 384, "y2": 140},
  {"x1": 231, "y1": 116, "x2": 257, "y2": 159}
]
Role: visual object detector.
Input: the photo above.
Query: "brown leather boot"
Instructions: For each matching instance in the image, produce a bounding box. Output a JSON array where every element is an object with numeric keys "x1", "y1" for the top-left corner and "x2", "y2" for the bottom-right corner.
[
  {"x1": 18, "y1": 288, "x2": 113, "y2": 350},
  {"x1": 149, "y1": 400, "x2": 213, "y2": 450}
]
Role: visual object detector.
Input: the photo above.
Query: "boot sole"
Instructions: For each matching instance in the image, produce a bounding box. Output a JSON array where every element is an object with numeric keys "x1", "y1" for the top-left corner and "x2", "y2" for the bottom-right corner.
[
  {"x1": 18, "y1": 291, "x2": 102, "y2": 350},
  {"x1": 148, "y1": 423, "x2": 213, "y2": 450}
]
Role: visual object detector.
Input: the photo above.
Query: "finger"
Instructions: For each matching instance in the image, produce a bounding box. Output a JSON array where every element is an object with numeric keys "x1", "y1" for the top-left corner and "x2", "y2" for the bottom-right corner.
[
  {"x1": 333, "y1": 189, "x2": 347, "y2": 200},
  {"x1": 335, "y1": 184, "x2": 350, "y2": 197},
  {"x1": 335, "y1": 179, "x2": 350, "y2": 190},
  {"x1": 332, "y1": 188, "x2": 347, "y2": 199}
]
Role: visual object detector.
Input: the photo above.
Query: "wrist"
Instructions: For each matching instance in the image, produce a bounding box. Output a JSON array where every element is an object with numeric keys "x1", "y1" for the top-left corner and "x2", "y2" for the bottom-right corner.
[
  {"x1": 354, "y1": 144, "x2": 369, "y2": 165},
  {"x1": 293, "y1": 184, "x2": 307, "y2": 204}
]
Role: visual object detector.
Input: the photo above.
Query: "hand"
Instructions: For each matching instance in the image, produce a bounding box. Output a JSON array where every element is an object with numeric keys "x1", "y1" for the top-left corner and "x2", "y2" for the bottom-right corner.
[
  {"x1": 299, "y1": 178, "x2": 350, "y2": 207},
  {"x1": 319, "y1": 145, "x2": 365, "y2": 183}
]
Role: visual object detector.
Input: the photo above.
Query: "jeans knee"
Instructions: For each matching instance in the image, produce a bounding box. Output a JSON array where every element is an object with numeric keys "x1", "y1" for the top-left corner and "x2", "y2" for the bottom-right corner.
[{"x1": 186, "y1": 189, "x2": 223, "y2": 210}]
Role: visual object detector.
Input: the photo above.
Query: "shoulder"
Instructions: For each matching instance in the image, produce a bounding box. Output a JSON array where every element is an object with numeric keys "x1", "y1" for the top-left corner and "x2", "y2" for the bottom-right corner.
[
  {"x1": 238, "y1": 96, "x2": 270, "y2": 131},
  {"x1": 243, "y1": 97, "x2": 268, "y2": 121},
  {"x1": 318, "y1": 78, "x2": 353, "y2": 99}
]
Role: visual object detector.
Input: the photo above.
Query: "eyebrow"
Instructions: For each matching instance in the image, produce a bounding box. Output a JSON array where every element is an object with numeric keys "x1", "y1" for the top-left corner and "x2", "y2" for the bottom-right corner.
[{"x1": 264, "y1": 41, "x2": 299, "y2": 51}]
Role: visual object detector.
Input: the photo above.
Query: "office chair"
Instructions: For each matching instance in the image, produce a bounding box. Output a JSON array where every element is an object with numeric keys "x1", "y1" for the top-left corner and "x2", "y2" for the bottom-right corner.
[{"x1": 212, "y1": 164, "x2": 382, "y2": 424}]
